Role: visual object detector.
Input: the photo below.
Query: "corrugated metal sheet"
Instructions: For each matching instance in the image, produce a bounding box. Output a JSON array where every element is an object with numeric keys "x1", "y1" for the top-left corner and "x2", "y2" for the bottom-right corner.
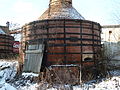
[{"x1": 23, "y1": 44, "x2": 44, "y2": 73}]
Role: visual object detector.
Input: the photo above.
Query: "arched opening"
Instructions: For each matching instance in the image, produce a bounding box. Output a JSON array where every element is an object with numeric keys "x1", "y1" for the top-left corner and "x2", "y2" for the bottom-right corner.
[{"x1": 84, "y1": 57, "x2": 93, "y2": 61}]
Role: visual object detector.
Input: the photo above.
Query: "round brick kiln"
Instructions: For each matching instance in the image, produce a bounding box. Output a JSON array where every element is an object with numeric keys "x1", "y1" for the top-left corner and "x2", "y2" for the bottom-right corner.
[
  {"x1": 0, "y1": 28, "x2": 14, "y2": 58},
  {"x1": 22, "y1": 0, "x2": 102, "y2": 82},
  {"x1": 22, "y1": 19, "x2": 101, "y2": 66},
  {"x1": 21, "y1": 0, "x2": 101, "y2": 68}
]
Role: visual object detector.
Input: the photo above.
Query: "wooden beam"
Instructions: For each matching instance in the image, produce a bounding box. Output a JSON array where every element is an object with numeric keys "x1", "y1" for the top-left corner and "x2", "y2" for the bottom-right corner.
[
  {"x1": 102, "y1": 25, "x2": 120, "y2": 28},
  {"x1": 10, "y1": 28, "x2": 22, "y2": 34}
]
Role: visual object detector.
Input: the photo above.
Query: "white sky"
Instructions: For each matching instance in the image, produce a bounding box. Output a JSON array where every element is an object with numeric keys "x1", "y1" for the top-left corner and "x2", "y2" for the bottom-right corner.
[{"x1": 0, "y1": 0, "x2": 120, "y2": 27}]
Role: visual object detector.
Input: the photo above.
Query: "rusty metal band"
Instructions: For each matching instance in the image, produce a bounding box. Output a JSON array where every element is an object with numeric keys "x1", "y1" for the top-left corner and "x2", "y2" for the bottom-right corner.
[
  {"x1": 47, "y1": 60, "x2": 94, "y2": 64},
  {"x1": 27, "y1": 33, "x2": 101, "y2": 38},
  {"x1": 47, "y1": 52, "x2": 97, "y2": 55},
  {"x1": 28, "y1": 38, "x2": 101, "y2": 42},
  {"x1": 28, "y1": 26, "x2": 100, "y2": 32},
  {"x1": 28, "y1": 19, "x2": 100, "y2": 26}
]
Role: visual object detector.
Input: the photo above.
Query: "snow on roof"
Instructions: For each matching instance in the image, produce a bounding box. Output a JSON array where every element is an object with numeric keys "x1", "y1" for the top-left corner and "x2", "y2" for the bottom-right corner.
[
  {"x1": 0, "y1": 28, "x2": 5, "y2": 34},
  {"x1": 39, "y1": 7, "x2": 85, "y2": 20},
  {"x1": 39, "y1": 0, "x2": 85, "y2": 20}
]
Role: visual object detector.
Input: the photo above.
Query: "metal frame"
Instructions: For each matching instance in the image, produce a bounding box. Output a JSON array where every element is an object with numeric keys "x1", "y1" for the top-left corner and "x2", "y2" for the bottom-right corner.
[
  {"x1": 48, "y1": 60, "x2": 94, "y2": 64},
  {"x1": 28, "y1": 19, "x2": 100, "y2": 26},
  {"x1": 47, "y1": 52, "x2": 97, "y2": 55},
  {"x1": 80, "y1": 21, "x2": 83, "y2": 65},
  {"x1": 28, "y1": 26, "x2": 100, "y2": 31},
  {"x1": 24, "y1": 19, "x2": 101, "y2": 65},
  {"x1": 91, "y1": 22, "x2": 95, "y2": 63},
  {"x1": 64, "y1": 19, "x2": 67, "y2": 64},
  {"x1": 29, "y1": 38, "x2": 101, "y2": 42},
  {"x1": 27, "y1": 33, "x2": 101, "y2": 38}
]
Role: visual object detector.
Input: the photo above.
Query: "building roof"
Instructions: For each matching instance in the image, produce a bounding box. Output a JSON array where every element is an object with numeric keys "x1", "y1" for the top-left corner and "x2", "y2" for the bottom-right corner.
[
  {"x1": 39, "y1": 0, "x2": 85, "y2": 20},
  {"x1": 0, "y1": 28, "x2": 5, "y2": 34}
]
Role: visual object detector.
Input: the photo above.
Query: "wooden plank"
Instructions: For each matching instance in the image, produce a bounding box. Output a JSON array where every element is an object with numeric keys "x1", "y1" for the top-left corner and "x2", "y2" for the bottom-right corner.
[{"x1": 102, "y1": 25, "x2": 120, "y2": 28}]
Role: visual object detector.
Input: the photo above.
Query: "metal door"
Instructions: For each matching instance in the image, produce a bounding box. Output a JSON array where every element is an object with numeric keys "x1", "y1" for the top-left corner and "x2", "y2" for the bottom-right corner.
[{"x1": 23, "y1": 44, "x2": 44, "y2": 73}]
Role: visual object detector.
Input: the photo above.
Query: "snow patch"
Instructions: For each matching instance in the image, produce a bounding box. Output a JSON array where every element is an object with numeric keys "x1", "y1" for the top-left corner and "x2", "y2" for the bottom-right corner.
[
  {"x1": 0, "y1": 60, "x2": 120, "y2": 90},
  {"x1": 18, "y1": 83, "x2": 39, "y2": 90},
  {"x1": 0, "y1": 60, "x2": 18, "y2": 90},
  {"x1": 0, "y1": 61, "x2": 18, "y2": 82},
  {"x1": 22, "y1": 73, "x2": 39, "y2": 77},
  {"x1": 0, "y1": 83, "x2": 16, "y2": 90}
]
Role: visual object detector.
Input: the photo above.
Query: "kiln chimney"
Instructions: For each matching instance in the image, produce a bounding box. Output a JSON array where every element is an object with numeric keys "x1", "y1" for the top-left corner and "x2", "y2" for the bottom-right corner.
[{"x1": 50, "y1": 0, "x2": 72, "y2": 7}]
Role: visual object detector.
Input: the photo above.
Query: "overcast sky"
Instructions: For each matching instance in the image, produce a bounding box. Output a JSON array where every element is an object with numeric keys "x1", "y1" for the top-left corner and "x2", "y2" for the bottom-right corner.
[{"x1": 0, "y1": 0, "x2": 120, "y2": 26}]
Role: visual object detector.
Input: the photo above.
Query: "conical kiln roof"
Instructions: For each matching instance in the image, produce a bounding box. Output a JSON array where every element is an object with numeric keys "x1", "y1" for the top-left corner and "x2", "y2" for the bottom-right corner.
[{"x1": 39, "y1": 0, "x2": 85, "y2": 20}]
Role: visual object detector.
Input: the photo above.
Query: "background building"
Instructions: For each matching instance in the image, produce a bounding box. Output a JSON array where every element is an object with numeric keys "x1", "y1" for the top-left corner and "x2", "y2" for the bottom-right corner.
[{"x1": 102, "y1": 25, "x2": 120, "y2": 67}]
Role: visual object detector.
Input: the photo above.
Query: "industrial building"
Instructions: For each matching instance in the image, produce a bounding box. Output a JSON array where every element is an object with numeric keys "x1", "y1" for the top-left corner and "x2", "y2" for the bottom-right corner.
[{"x1": 21, "y1": 0, "x2": 102, "y2": 83}]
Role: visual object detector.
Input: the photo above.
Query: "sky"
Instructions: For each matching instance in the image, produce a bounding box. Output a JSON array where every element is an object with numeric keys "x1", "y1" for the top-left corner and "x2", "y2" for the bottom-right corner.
[{"x1": 0, "y1": 0, "x2": 120, "y2": 27}]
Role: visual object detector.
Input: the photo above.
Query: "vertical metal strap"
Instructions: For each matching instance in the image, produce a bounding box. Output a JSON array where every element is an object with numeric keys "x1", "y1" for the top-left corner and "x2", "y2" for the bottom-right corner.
[
  {"x1": 24, "y1": 27, "x2": 27, "y2": 50},
  {"x1": 48, "y1": 0, "x2": 52, "y2": 17},
  {"x1": 99, "y1": 25, "x2": 101, "y2": 46},
  {"x1": 47, "y1": 20, "x2": 49, "y2": 42},
  {"x1": 33, "y1": 22, "x2": 37, "y2": 40},
  {"x1": 80, "y1": 21, "x2": 83, "y2": 66},
  {"x1": 64, "y1": 19, "x2": 67, "y2": 64},
  {"x1": 80, "y1": 21, "x2": 83, "y2": 83},
  {"x1": 46, "y1": 20, "x2": 49, "y2": 63},
  {"x1": 91, "y1": 22, "x2": 95, "y2": 64}
]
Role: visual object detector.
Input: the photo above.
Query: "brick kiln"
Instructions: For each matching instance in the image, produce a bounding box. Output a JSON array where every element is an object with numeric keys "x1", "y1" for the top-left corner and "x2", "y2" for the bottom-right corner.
[
  {"x1": 0, "y1": 26, "x2": 14, "y2": 58},
  {"x1": 22, "y1": 0, "x2": 101, "y2": 83}
]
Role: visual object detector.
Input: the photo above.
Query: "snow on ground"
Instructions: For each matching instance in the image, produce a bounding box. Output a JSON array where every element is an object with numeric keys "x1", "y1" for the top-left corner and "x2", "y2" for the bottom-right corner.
[
  {"x1": 22, "y1": 73, "x2": 39, "y2": 78},
  {"x1": 46, "y1": 71, "x2": 120, "y2": 90},
  {"x1": 1, "y1": 60, "x2": 120, "y2": 90},
  {"x1": 47, "y1": 76, "x2": 120, "y2": 90},
  {"x1": 17, "y1": 83, "x2": 39, "y2": 90},
  {"x1": 0, "y1": 60, "x2": 18, "y2": 81},
  {"x1": 0, "y1": 83, "x2": 16, "y2": 90},
  {"x1": 0, "y1": 60, "x2": 18, "y2": 90}
]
